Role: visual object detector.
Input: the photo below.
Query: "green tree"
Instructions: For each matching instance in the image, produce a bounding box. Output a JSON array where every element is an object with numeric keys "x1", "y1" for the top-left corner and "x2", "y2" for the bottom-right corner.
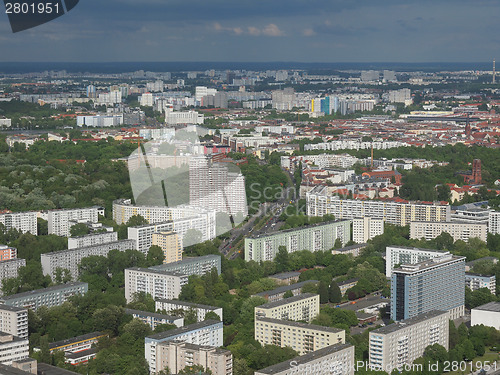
[
  {"x1": 328, "y1": 280, "x2": 342, "y2": 303},
  {"x1": 283, "y1": 290, "x2": 293, "y2": 298},
  {"x1": 275, "y1": 246, "x2": 290, "y2": 273},
  {"x1": 126, "y1": 215, "x2": 148, "y2": 227},
  {"x1": 69, "y1": 223, "x2": 90, "y2": 237},
  {"x1": 204, "y1": 311, "x2": 221, "y2": 321},
  {"x1": 146, "y1": 245, "x2": 165, "y2": 266},
  {"x1": 318, "y1": 281, "x2": 329, "y2": 304},
  {"x1": 53, "y1": 267, "x2": 72, "y2": 284},
  {"x1": 37, "y1": 218, "x2": 48, "y2": 236}
]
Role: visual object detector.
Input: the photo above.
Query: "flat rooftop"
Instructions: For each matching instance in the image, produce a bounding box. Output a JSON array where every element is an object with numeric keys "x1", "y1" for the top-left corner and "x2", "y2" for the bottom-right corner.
[
  {"x1": 248, "y1": 220, "x2": 349, "y2": 239},
  {"x1": 255, "y1": 281, "x2": 319, "y2": 298},
  {"x1": 156, "y1": 299, "x2": 220, "y2": 311},
  {"x1": 146, "y1": 319, "x2": 221, "y2": 341},
  {"x1": 268, "y1": 271, "x2": 301, "y2": 280},
  {"x1": 256, "y1": 317, "x2": 343, "y2": 333},
  {"x1": 473, "y1": 302, "x2": 500, "y2": 313},
  {"x1": 125, "y1": 268, "x2": 186, "y2": 277},
  {"x1": 0, "y1": 282, "x2": 87, "y2": 301},
  {"x1": 149, "y1": 254, "x2": 220, "y2": 270},
  {"x1": 255, "y1": 344, "x2": 353, "y2": 374},
  {"x1": 371, "y1": 310, "x2": 448, "y2": 335},
  {"x1": 49, "y1": 332, "x2": 104, "y2": 350},
  {"x1": 257, "y1": 293, "x2": 318, "y2": 310},
  {"x1": 125, "y1": 308, "x2": 181, "y2": 321},
  {"x1": 394, "y1": 255, "x2": 465, "y2": 274}
]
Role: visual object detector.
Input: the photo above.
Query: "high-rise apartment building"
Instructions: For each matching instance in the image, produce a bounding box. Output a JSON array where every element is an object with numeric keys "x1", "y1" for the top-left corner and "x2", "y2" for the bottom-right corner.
[
  {"x1": 145, "y1": 320, "x2": 223, "y2": 373},
  {"x1": 155, "y1": 299, "x2": 223, "y2": 322},
  {"x1": 306, "y1": 188, "x2": 450, "y2": 226},
  {"x1": 0, "y1": 332, "x2": 29, "y2": 365},
  {"x1": 0, "y1": 246, "x2": 16, "y2": 262},
  {"x1": 48, "y1": 207, "x2": 101, "y2": 237},
  {"x1": 41, "y1": 240, "x2": 135, "y2": 280},
  {"x1": 255, "y1": 318, "x2": 345, "y2": 355},
  {"x1": 385, "y1": 246, "x2": 449, "y2": 278},
  {"x1": 124, "y1": 309, "x2": 184, "y2": 329},
  {"x1": 352, "y1": 217, "x2": 384, "y2": 243},
  {"x1": 391, "y1": 254, "x2": 465, "y2": 320},
  {"x1": 0, "y1": 259, "x2": 26, "y2": 296},
  {"x1": 124, "y1": 268, "x2": 188, "y2": 303},
  {"x1": 154, "y1": 341, "x2": 232, "y2": 375},
  {"x1": 489, "y1": 211, "x2": 500, "y2": 234},
  {"x1": 149, "y1": 254, "x2": 221, "y2": 276},
  {"x1": 128, "y1": 216, "x2": 214, "y2": 254},
  {"x1": 254, "y1": 294, "x2": 320, "y2": 323},
  {"x1": 189, "y1": 156, "x2": 247, "y2": 218},
  {"x1": 67, "y1": 232, "x2": 118, "y2": 249},
  {"x1": 255, "y1": 343, "x2": 355, "y2": 375},
  {"x1": 152, "y1": 231, "x2": 182, "y2": 263},
  {"x1": 0, "y1": 212, "x2": 37, "y2": 235},
  {"x1": 0, "y1": 305, "x2": 28, "y2": 339},
  {"x1": 113, "y1": 200, "x2": 216, "y2": 243},
  {"x1": 410, "y1": 221, "x2": 487, "y2": 242},
  {"x1": 0, "y1": 282, "x2": 88, "y2": 312},
  {"x1": 245, "y1": 221, "x2": 350, "y2": 262},
  {"x1": 465, "y1": 273, "x2": 496, "y2": 294},
  {"x1": 369, "y1": 310, "x2": 449, "y2": 373}
]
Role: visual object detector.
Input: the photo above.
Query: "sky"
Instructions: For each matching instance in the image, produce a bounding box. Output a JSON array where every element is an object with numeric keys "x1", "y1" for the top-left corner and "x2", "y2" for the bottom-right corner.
[{"x1": 1, "y1": 0, "x2": 500, "y2": 63}]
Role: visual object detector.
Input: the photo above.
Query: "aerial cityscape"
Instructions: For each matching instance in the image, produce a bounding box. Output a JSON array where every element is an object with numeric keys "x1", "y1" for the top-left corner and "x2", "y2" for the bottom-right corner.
[{"x1": 0, "y1": 1, "x2": 500, "y2": 375}]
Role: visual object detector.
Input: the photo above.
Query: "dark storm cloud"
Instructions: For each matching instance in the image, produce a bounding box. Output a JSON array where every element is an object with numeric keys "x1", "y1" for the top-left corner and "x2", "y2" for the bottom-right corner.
[{"x1": 0, "y1": 0, "x2": 499, "y2": 62}]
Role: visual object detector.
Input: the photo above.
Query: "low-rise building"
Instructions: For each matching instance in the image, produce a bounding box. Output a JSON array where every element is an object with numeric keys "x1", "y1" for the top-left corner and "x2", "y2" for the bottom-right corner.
[
  {"x1": 331, "y1": 244, "x2": 367, "y2": 257},
  {"x1": 471, "y1": 302, "x2": 500, "y2": 330},
  {"x1": 410, "y1": 221, "x2": 487, "y2": 242},
  {"x1": 465, "y1": 273, "x2": 496, "y2": 294},
  {"x1": 253, "y1": 281, "x2": 319, "y2": 302},
  {"x1": 48, "y1": 332, "x2": 106, "y2": 354},
  {"x1": 254, "y1": 343, "x2": 355, "y2": 375},
  {"x1": 124, "y1": 309, "x2": 184, "y2": 329},
  {"x1": 0, "y1": 306, "x2": 27, "y2": 339},
  {"x1": 155, "y1": 299, "x2": 223, "y2": 322},
  {"x1": 145, "y1": 320, "x2": 223, "y2": 373},
  {"x1": 268, "y1": 272, "x2": 301, "y2": 285},
  {"x1": 337, "y1": 279, "x2": 359, "y2": 297},
  {"x1": 149, "y1": 254, "x2": 221, "y2": 276},
  {"x1": 125, "y1": 268, "x2": 187, "y2": 303},
  {"x1": 154, "y1": 341, "x2": 232, "y2": 375},
  {"x1": 255, "y1": 318, "x2": 345, "y2": 355},
  {"x1": 254, "y1": 294, "x2": 320, "y2": 323},
  {"x1": 369, "y1": 310, "x2": 449, "y2": 373},
  {"x1": 41, "y1": 240, "x2": 135, "y2": 281},
  {"x1": 0, "y1": 283, "x2": 88, "y2": 312}
]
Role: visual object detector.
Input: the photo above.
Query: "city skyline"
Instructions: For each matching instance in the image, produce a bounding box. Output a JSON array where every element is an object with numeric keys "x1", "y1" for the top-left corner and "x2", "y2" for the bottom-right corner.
[{"x1": 1, "y1": 0, "x2": 500, "y2": 62}]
